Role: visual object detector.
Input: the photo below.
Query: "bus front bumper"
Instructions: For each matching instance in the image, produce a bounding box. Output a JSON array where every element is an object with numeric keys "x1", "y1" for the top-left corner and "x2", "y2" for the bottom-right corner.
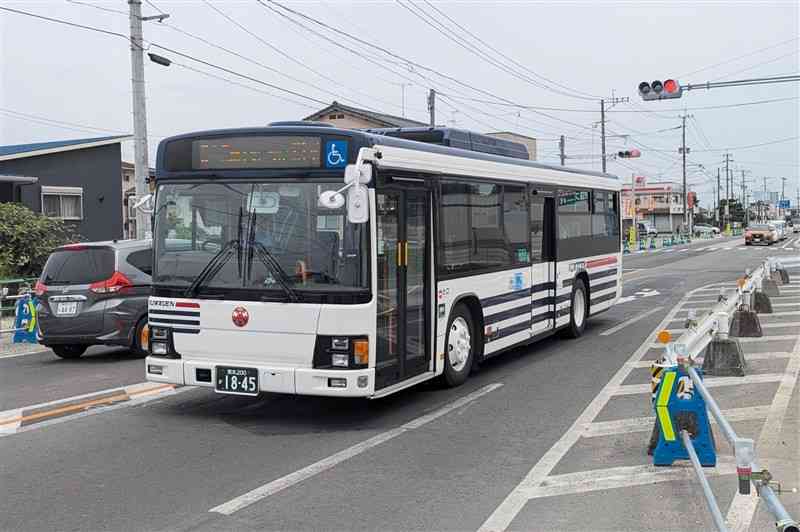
[{"x1": 145, "y1": 356, "x2": 375, "y2": 397}]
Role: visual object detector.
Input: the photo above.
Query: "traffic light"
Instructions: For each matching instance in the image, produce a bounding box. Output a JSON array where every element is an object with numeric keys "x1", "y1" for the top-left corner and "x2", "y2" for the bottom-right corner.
[
  {"x1": 618, "y1": 149, "x2": 641, "y2": 158},
  {"x1": 638, "y1": 79, "x2": 682, "y2": 100}
]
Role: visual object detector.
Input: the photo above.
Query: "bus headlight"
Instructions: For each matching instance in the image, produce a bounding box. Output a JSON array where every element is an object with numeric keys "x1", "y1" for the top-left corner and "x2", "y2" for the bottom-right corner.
[
  {"x1": 331, "y1": 353, "x2": 349, "y2": 367},
  {"x1": 313, "y1": 336, "x2": 369, "y2": 369},
  {"x1": 151, "y1": 342, "x2": 168, "y2": 356}
]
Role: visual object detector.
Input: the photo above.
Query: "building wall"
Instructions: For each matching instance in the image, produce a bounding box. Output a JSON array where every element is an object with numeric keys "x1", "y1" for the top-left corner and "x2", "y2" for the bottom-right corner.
[
  {"x1": 312, "y1": 113, "x2": 382, "y2": 129},
  {"x1": 0, "y1": 143, "x2": 124, "y2": 241}
]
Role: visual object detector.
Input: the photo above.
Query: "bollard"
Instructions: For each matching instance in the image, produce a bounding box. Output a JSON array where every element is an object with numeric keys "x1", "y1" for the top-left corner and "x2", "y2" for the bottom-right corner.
[
  {"x1": 652, "y1": 365, "x2": 716, "y2": 467},
  {"x1": 754, "y1": 290, "x2": 774, "y2": 313},
  {"x1": 639, "y1": 238, "x2": 646, "y2": 251},
  {"x1": 623, "y1": 239, "x2": 630, "y2": 254},
  {"x1": 12, "y1": 293, "x2": 38, "y2": 344},
  {"x1": 702, "y1": 310, "x2": 748, "y2": 377},
  {"x1": 762, "y1": 276, "x2": 781, "y2": 297},
  {"x1": 729, "y1": 279, "x2": 763, "y2": 338}
]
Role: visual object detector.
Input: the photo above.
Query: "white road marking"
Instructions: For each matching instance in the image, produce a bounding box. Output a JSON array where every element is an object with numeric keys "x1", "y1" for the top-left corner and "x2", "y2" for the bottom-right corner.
[
  {"x1": 664, "y1": 249, "x2": 675, "y2": 253},
  {"x1": 582, "y1": 405, "x2": 770, "y2": 438},
  {"x1": 678, "y1": 248, "x2": 689, "y2": 252},
  {"x1": 523, "y1": 458, "x2": 736, "y2": 500},
  {"x1": 477, "y1": 288, "x2": 692, "y2": 532},
  {"x1": 772, "y1": 302, "x2": 800, "y2": 307},
  {"x1": 761, "y1": 321, "x2": 800, "y2": 328},
  {"x1": 613, "y1": 373, "x2": 785, "y2": 396},
  {"x1": 738, "y1": 334, "x2": 797, "y2": 342},
  {"x1": 0, "y1": 350, "x2": 45, "y2": 360},
  {"x1": 631, "y1": 351, "x2": 790, "y2": 368},
  {"x1": 726, "y1": 327, "x2": 800, "y2": 530},
  {"x1": 762, "y1": 311, "x2": 800, "y2": 316},
  {"x1": 209, "y1": 382, "x2": 504, "y2": 516},
  {"x1": 599, "y1": 307, "x2": 663, "y2": 336},
  {"x1": 614, "y1": 296, "x2": 636, "y2": 304}
]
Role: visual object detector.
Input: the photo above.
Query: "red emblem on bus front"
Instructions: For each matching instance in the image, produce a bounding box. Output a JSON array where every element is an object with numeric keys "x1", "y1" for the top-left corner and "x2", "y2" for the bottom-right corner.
[{"x1": 232, "y1": 306, "x2": 249, "y2": 327}]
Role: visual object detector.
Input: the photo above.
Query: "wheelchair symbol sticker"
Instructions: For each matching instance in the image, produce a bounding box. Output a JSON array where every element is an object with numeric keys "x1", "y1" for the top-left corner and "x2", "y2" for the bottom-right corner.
[{"x1": 325, "y1": 140, "x2": 348, "y2": 168}]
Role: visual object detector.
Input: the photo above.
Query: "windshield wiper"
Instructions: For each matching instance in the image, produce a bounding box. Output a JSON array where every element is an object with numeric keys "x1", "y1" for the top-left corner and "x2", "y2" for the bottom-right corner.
[
  {"x1": 184, "y1": 207, "x2": 245, "y2": 298},
  {"x1": 184, "y1": 239, "x2": 240, "y2": 297},
  {"x1": 246, "y1": 210, "x2": 299, "y2": 302}
]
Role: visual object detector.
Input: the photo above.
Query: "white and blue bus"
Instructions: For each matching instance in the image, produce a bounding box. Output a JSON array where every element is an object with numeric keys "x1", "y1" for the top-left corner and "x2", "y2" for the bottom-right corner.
[{"x1": 145, "y1": 123, "x2": 621, "y2": 398}]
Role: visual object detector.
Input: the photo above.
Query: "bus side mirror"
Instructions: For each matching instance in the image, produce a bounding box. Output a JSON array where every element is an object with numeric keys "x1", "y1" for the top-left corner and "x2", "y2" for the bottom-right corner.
[{"x1": 347, "y1": 185, "x2": 368, "y2": 224}]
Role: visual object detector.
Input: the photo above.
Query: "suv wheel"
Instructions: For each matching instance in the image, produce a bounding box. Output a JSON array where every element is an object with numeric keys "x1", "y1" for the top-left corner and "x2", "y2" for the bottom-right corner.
[{"x1": 52, "y1": 345, "x2": 88, "y2": 359}]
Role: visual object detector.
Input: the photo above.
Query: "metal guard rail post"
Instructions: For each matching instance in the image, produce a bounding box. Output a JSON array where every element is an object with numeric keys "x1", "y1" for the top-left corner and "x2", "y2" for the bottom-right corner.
[{"x1": 656, "y1": 260, "x2": 799, "y2": 532}]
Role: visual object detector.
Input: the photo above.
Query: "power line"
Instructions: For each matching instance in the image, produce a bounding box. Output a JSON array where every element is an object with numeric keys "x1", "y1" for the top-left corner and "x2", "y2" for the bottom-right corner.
[
  {"x1": 64, "y1": 0, "x2": 129, "y2": 17},
  {"x1": 143, "y1": 0, "x2": 166, "y2": 15},
  {"x1": 709, "y1": 49, "x2": 800, "y2": 82},
  {"x1": 0, "y1": 108, "x2": 130, "y2": 136},
  {"x1": 398, "y1": 0, "x2": 597, "y2": 101},
  {"x1": 419, "y1": 0, "x2": 601, "y2": 100},
  {"x1": 678, "y1": 36, "x2": 800, "y2": 78},
  {"x1": 648, "y1": 136, "x2": 799, "y2": 153},
  {"x1": 0, "y1": 5, "x2": 128, "y2": 40},
  {"x1": 171, "y1": 61, "x2": 318, "y2": 110},
  {"x1": 261, "y1": 0, "x2": 598, "y2": 134},
  {"x1": 441, "y1": 94, "x2": 799, "y2": 113}
]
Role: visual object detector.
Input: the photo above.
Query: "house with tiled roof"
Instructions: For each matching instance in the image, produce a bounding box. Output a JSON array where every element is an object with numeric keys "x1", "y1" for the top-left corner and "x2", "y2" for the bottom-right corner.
[
  {"x1": 303, "y1": 101, "x2": 428, "y2": 129},
  {"x1": 0, "y1": 135, "x2": 131, "y2": 241}
]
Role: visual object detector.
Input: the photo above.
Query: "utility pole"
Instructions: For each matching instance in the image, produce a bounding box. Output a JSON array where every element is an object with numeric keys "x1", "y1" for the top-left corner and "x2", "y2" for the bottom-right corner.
[
  {"x1": 717, "y1": 168, "x2": 722, "y2": 231},
  {"x1": 128, "y1": 0, "x2": 168, "y2": 240},
  {"x1": 763, "y1": 176, "x2": 768, "y2": 222},
  {"x1": 679, "y1": 113, "x2": 692, "y2": 231},
  {"x1": 427, "y1": 89, "x2": 436, "y2": 127},
  {"x1": 781, "y1": 176, "x2": 787, "y2": 218},
  {"x1": 599, "y1": 96, "x2": 628, "y2": 173},
  {"x1": 559, "y1": 135, "x2": 566, "y2": 166}
]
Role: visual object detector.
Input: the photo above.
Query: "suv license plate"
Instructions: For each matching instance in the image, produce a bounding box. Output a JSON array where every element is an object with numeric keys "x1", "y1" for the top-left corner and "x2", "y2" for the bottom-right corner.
[
  {"x1": 56, "y1": 302, "x2": 78, "y2": 316},
  {"x1": 215, "y1": 366, "x2": 259, "y2": 396}
]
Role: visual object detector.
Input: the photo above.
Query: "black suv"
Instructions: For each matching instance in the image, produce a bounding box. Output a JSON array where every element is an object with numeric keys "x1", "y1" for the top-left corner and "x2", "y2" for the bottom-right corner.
[{"x1": 36, "y1": 240, "x2": 152, "y2": 359}]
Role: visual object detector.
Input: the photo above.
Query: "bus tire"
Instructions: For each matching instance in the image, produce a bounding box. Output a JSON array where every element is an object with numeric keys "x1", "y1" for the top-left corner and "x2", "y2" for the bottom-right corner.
[
  {"x1": 563, "y1": 278, "x2": 588, "y2": 339},
  {"x1": 442, "y1": 304, "x2": 475, "y2": 387}
]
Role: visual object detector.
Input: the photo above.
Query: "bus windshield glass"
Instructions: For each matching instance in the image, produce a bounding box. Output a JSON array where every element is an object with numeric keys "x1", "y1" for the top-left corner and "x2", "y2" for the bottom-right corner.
[{"x1": 153, "y1": 181, "x2": 369, "y2": 296}]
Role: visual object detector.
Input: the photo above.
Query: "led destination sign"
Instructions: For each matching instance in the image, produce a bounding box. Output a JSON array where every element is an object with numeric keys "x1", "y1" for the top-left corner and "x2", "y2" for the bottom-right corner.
[{"x1": 191, "y1": 136, "x2": 322, "y2": 170}]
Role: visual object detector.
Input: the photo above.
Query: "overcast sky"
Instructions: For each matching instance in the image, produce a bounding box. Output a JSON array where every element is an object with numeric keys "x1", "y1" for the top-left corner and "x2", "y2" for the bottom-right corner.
[{"x1": 1, "y1": 0, "x2": 798, "y2": 207}]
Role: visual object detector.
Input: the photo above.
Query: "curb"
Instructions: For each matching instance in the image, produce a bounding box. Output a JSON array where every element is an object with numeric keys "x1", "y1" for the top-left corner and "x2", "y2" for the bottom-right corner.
[{"x1": 0, "y1": 382, "x2": 176, "y2": 436}]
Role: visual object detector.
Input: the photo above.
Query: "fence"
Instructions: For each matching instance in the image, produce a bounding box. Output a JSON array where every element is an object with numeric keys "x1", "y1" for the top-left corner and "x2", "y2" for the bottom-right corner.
[{"x1": 651, "y1": 258, "x2": 798, "y2": 532}]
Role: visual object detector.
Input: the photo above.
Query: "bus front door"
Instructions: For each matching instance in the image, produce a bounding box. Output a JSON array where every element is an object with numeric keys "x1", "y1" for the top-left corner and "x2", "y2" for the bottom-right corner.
[
  {"x1": 530, "y1": 190, "x2": 557, "y2": 334},
  {"x1": 375, "y1": 187, "x2": 430, "y2": 390}
]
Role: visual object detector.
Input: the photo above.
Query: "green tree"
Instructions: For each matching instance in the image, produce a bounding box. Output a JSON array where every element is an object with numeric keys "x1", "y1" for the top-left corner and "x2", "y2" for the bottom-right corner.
[{"x1": 0, "y1": 203, "x2": 79, "y2": 277}]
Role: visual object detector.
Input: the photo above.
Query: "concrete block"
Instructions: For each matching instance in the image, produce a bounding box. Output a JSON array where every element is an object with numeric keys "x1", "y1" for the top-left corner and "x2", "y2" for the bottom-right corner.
[
  {"x1": 762, "y1": 277, "x2": 781, "y2": 297},
  {"x1": 753, "y1": 290, "x2": 774, "y2": 314},
  {"x1": 778, "y1": 268, "x2": 790, "y2": 284},
  {"x1": 730, "y1": 308, "x2": 763, "y2": 338},
  {"x1": 702, "y1": 338, "x2": 747, "y2": 377}
]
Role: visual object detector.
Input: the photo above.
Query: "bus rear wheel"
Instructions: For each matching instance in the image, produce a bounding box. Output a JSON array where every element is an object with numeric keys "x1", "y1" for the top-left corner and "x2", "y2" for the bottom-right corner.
[
  {"x1": 441, "y1": 304, "x2": 475, "y2": 387},
  {"x1": 562, "y1": 278, "x2": 588, "y2": 339}
]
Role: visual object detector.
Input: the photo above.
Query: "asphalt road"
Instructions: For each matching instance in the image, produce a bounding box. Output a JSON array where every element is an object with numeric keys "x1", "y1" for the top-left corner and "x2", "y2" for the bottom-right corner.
[{"x1": 1, "y1": 234, "x2": 797, "y2": 532}]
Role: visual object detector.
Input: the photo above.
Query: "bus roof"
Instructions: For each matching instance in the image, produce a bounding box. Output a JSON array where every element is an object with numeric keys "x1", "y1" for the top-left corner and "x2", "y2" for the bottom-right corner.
[{"x1": 155, "y1": 125, "x2": 619, "y2": 182}]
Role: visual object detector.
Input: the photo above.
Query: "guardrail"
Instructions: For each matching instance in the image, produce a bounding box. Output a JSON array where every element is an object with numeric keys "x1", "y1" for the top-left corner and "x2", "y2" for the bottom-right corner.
[{"x1": 651, "y1": 258, "x2": 798, "y2": 532}]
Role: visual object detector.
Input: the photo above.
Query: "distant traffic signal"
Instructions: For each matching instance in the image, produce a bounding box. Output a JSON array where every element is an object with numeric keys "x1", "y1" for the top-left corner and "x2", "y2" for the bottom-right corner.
[
  {"x1": 638, "y1": 79, "x2": 682, "y2": 100},
  {"x1": 618, "y1": 149, "x2": 641, "y2": 158}
]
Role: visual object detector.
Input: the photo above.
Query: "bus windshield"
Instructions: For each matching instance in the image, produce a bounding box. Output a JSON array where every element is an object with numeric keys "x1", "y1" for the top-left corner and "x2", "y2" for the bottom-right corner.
[{"x1": 153, "y1": 181, "x2": 369, "y2": 297}]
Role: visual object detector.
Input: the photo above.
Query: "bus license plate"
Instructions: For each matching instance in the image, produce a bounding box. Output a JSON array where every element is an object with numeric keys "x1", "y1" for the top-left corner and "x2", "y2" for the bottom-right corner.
[{"x1": 215, "y1": 366, "x2": 259, "y2": 396}]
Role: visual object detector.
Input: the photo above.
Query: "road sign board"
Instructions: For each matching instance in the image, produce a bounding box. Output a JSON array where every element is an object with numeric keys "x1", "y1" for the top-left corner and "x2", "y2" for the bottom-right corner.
[{"x1": 779, "y1": 199, "x2": 791, "y2": 209}]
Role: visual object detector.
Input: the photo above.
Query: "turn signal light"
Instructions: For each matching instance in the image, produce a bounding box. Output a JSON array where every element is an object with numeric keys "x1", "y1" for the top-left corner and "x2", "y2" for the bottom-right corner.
[{"x1": 353, "y1": 339, "x2": 369, "y2": 365}]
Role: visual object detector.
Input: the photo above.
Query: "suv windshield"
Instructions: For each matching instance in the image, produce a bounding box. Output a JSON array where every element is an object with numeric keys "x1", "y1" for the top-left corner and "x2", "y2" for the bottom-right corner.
[
  {"x1": 749, "y1": 224, "x2": 772, "y2": 231},
  {"x1": 153, "y1": 181, "x2": 369, "y2": 296},
  {"x1": 41, "y1": 247, "x2": 114, "y2": 285}
]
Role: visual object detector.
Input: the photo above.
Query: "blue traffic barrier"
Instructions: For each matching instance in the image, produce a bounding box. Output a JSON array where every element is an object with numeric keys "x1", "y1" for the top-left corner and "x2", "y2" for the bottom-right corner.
[
  {"x1": 13, "y1": 293, "x2": 38, "y2": 344},
  {"x1": 652, "y1": 365, "x2": 716, "y2": 467}
]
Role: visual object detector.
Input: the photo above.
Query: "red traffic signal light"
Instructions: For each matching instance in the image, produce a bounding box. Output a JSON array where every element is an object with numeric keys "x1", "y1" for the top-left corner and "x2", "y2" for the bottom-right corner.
[{"x1": 638, "y1": 79, "x2": 683, "y2": 100}]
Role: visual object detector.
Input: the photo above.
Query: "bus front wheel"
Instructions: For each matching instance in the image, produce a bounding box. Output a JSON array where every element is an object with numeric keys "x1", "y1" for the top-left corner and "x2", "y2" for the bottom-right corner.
[
  {"x1": 563, "y1": 278, "x2": 588, "y2": 339},
  {"x1": 442, "y1": 304, "x2": 475, "y2": 387}
]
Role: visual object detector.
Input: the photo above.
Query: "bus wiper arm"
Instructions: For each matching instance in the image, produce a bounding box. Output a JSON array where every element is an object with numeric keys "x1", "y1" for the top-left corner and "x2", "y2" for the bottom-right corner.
[
  {"x1": 250, "y1": 241, "x2": 299, "y2": 302},
  {"x1": 184, "y1": 239, "x2": 240, "y2": 297}
]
